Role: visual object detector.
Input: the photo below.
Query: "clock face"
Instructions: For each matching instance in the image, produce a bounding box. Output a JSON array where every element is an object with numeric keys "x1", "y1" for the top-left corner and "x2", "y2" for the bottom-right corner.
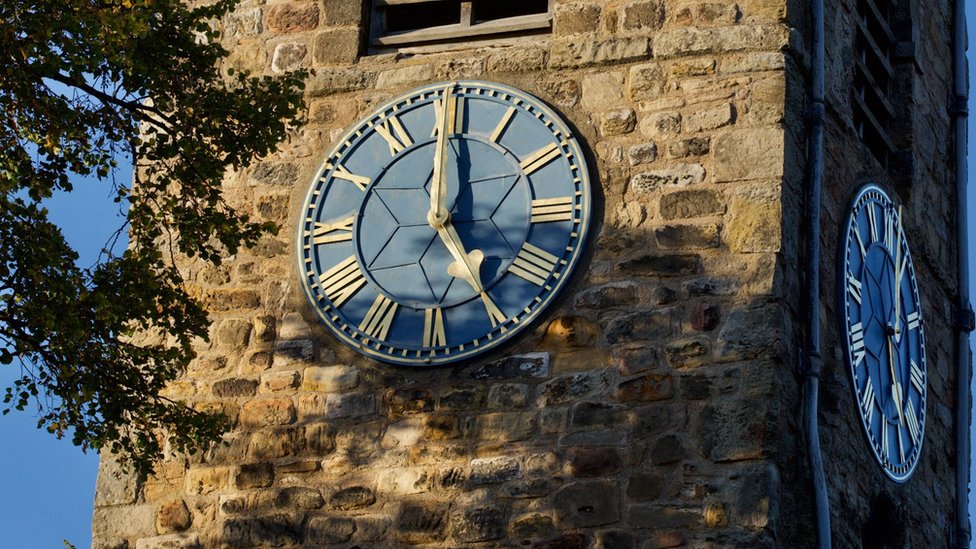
[
  {"x1": 296, "y1": 81, "x2": 591, "y2": 366},
  {"x1": 839, "y1": 183, "x2": 927, "y2": 482}
]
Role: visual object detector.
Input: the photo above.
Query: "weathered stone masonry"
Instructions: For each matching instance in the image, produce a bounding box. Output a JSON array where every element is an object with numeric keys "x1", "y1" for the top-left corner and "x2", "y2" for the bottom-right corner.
[{"x1": 91, "y1": 0, "x2": 961, "y2": 547}]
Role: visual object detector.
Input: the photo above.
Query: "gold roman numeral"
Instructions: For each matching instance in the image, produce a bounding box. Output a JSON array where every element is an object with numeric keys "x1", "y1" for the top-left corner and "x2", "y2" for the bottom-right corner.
[
  {"x1": 431, "y1": 95, "x2": 463, "y2": 137},
  {"x1": 905, "y1": 403, "x2": 921, "y2": 445},
  {"x1": 330, "y1": 163, "x2": 371, "y2": 191},
  {"x1": 861, "y1": 376, "x2": 875, "y2": 424},
  {"x1": 531, "y1": 196, "x2": 574, "y2": 223},
  {"x1": 319, "y1": 256, "x2": 367, "y2": 307},
  {"x1": 851, "y1": 321, "x2": 866, "y2": 368},
  {"x1": 312, "y1": 215, "x2": 354, "y2": 245},
  {"x1": 422, "y1": 308, "x2": 447, "y2": 348},
  {"x1": 480, "y1": 292, "x2": 507, "y2": 328},
  {"x1": 520, "y1": 142, "x2": 562, "y2": 175},
  {"x1": 359, "y1": 294, "x2": 398, "y2": 341},
  {"x1": 375, "y1": 115, "x2": 413, "y2": 156},
  {"x1": 489, "y1": 106, "x2": 517, "y2": 143},
  {"x1": 907, "y1": 311, "x2": 920, "y2": 331},
  {"x1": 867, "y1": 203, "x2": 879, "y2": 243},
  {"x1": 853, "y1": 228, "x2": 867, "y2": 260},
  {"x1": 910, "y1": 359, "x2": 925, "y2": 394},
  {"x1": 509, "y1": 243, "x2": 559, "y2": 286},
  {"x1": 884, "y1": 206, "x2": 897, "y2": 250},
  {"x1": 847, "y1": 272, "x2": 863, "y2": 305}
]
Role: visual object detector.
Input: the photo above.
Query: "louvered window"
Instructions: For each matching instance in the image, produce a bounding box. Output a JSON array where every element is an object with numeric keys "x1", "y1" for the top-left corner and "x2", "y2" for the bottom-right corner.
[
  {"x1": 369, "y1": 0, "x2": 552, "y2": 50},
  {"x1": 853, "y1": 0, "x2": 899, "y2": 166}
]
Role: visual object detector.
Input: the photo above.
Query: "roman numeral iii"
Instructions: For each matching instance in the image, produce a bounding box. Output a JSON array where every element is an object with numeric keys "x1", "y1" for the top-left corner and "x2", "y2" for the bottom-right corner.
[{"x1": 531, "y1": 197, "x2": 575, "y2": 223}]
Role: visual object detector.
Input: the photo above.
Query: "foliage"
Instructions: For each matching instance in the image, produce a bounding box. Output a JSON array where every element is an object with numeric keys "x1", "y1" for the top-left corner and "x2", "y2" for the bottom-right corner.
[{"x1": 0, "y1": 0, "x2": 306, "y2": 478}]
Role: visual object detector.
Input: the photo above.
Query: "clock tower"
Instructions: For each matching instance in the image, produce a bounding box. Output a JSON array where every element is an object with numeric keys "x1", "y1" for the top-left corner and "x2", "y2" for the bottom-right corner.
[{"x1": 92, "y1": 1, "x2": 970, "y2": 548}]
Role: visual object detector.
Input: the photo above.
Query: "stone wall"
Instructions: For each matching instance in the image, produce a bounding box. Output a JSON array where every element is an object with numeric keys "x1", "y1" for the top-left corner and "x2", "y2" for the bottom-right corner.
[
  {"x1": 91, "y1": 1, "x2": 826, "y2": 548},
  {"x1": 807, "y1": 0, "x2": 962, "y2": 546}
]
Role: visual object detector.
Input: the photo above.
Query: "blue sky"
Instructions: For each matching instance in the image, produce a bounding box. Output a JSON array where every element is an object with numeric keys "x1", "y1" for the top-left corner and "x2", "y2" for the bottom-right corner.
[{"x1": 1, "y1": 18, "x2": 976, "y2": 549}]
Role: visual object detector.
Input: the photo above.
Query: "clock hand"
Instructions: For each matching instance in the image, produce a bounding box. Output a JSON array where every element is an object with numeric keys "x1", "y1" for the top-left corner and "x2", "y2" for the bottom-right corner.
[
  {"x1": 428, "y1": 82, "x2": 456, "y2": 228},
  {"x1": 887, "y1": 336, "x2": 907, "y2": 434},
  {"x1": 434, "y1": 222, "x2": 485, "y2": 293},
  {"x1": 893, "y1": 206, "x2": 903, "y2": 340}
]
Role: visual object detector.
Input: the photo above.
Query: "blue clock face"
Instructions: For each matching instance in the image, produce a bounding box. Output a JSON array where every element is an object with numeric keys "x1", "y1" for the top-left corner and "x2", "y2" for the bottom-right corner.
[
  {"x1": 297, "y1": 81, "x2": 591, "y2": 365},
  {"x1": 839, "y1": 183, "x2": 927, "y2": 482}
]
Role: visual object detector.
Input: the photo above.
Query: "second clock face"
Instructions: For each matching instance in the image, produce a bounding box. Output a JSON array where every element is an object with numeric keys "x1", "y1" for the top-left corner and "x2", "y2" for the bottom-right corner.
[
  {"x1": 297, "y1": 81, "x2": 591, "y2": 366},
  {"x1": 839, "y1": 183, "x2": 927, "y2": 482}
]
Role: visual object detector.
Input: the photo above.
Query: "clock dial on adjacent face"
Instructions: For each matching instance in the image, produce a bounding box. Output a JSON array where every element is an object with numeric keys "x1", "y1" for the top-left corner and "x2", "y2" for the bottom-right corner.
[
  {"x1": 840, "y1": 183, "x2": 927, "y2": 482},
  {"x1": 297, "y1": 81, "x2": 591, "y2": 365}
]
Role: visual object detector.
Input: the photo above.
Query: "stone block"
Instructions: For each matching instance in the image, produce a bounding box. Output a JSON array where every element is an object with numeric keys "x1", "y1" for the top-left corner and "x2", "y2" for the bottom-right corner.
[
  {"x1": 715, "y1": 306, "x2": 785, "y2": 362},
  {"x1": 265, "y1": 3, "x2": 319, "y2": 33},
  {"x1": 598, "y1": 530, "x2": 637, "y2": 549},
  {"x1": 664, "y1": 337, "x2": 711, "y2": 368},
  {"x1": 672, "y1": 57, "x2": 717, "y2": 76},
  {"x1": 575, "y1": 281, "x2": 639, "y2": 309},
  {"x1": 605, "y1": 310, "x2": 674, "y2": 344},
  {"x1": 468, "y1": 352, "x2": 550, "y2": 379},
  {"x1": 386, "y1": 387, "x2": 434, "y2": 415},
  {"x1": 601, "y1": 108, "x2": 638, "y2": 136},
  {"x1": 330, "y1": 486, "x2": 376, "y2": 510},
  {"x1": 510, "y1": 513, "x2": 555, "y2": 542},
  {"x1": 248, "y1": 428, "x2": 299, "y2": 460},
  {"x1": 713, "y1": 128, "x2": 784, "y2": 182},
  {"x1": 571, "y1": 401, "x2": 625, "y2": 427},
  {"x1": 156, "y1": 500, "x2": 191, "y2": 534},
  {"x1": 438, "y1": 385, "x2": 487, "y2": 410},
  {"x1": 559, "y1": 429, "x2": 629, "y2": 447},
  {"x1": 424, "y1": 414, "x2": 461, "y2": 440},
  {"x1": 553, "y1": 480, "x2": 621, "y2": 527},
  {"x1": 224, "y1": 8, "x2": 262, "y2": 38},
  {"x1": 653, "y1": 25, "x2": 790, "y2": 59},
  {"x1": 249, "y1": 162, "x2": 298, "y2": 186},
  {"x1": 271, "y1": 42, "x2": 307, "y2": 73},
  {"x1": 685, "y1": 102, "x2": 734, "y2": 132},
  {"x1": 660, "y1": 190, "x2": 724, "y2": 219},
  {"x1": 470, "y1": 456, "x2": 521, "y2": 485},
  {"x1": 705, "y1": 502, "x2": 728, "y2": 527},
  {"x1": 236, "y1": 463, "x2": 274, "y2": 489},
  {"x1": 304, "y1": 423, "x2": 337, "y2": 455},
  {"x1": 262, "y1": 370, "x2": 300, "y2": 392},
  {"x1": 570, "y1": 447, "x2": 622, "y2": 477},
  {"x1": 582, "y1": 71, "x2": 626, "y2": 111},
  {"x1": 550, "y1": 37, "x2": 652, "y2": 69},
  {"x1": 323, "y1": 0, "x2": 363, "y2": 26},
  {"x1": 307, "y1": 516, "x2": 355, "y2": 544},
  {"x1": 630, "y1": 164, "x2": 704, "y2": 194},
  {"x1": 376, "y1": 64, "x2": 434, "y2": 89},
  {"x1": 451, "y1": 507, "x2": 508, "y2": 542},
  {"x1": 698, "y1": 395, "x2": 773, "y2": 462},
  {"x1": 434, "y1": 57, "x2": 486, "y2": 80},
  {"x1": 212, "y1": 378, "x2": 258, "y2": 398},
  {"x1": 240, "y1": 398, "x2": 295, "y2": 427},
  {"x1": 553, "y1": 3, "x2": 602, "y2": 35},
  {"x1": 95, "y1": 457, "x2": 139, "y2": 507},
  {"x1": 669, "y1": 137, "x2": 711, "y2": 158},
  {"x1": 627, "y1": 142, "x2": 658, "y2": 166},
  {"x1": 273, "y1": 339, "x2": 314, "y2": 365},
  {"x1": 533, "y1": 534, "x2": 589, "y2": 549},
  {"x1": 654, "y1": 224, "x2": 721, "y2": 249},
  {"x1": 683, "y1": 277, "x2": 739, "y2": 296},
  {"x1": 537, "y1": 372, "x2": 606, "y2": 405},
  {"x1": 650, "y1": 434, "x2": 686, "y2": 465},
  {"x1": 487, "y1": 383, "x2": 530, "y2": 409},
  {"x1": 377, "y1": 467, "x2": 432, "y2": 495},
  {"x1": 275, "y1": 487, "x2": 324, "y2": 509},
  {"x1": 690, "y1": 302, "x2": 721, "y2": 331},
  {"x1": 312, "y1": 27, "x2": 359, "y2": 65},
  {"x1": 541, "y1": 78, "x2": 581, "y2": 108},
  {"x1": 487, "y1": 47, "x2": 547, "y2": 73},
  {"x1": 325, "y1": 392, "x2": 376, "y2": 418},
  {"x1": 627, "y1": 473, "x2": 664, "y2": 501},
  {"x1": 629, "y1": 62, "x2": 665, "y2": 100},
  {"x1": 221, "y1": 514, "x2": 301, "y2": 547},
  {"x1": 185, "y1": 467, "x2": 229, "y2": 496},
  {"x1": 727, "y1": 192, "x2": 782, "y2": 253},
  {"x1": 638, "y1": 111, "x2": 681, "y2": 139},
  {"x1": 356, "y1": 515, "x2": 392, "y2": 542},
  {"x1": 617, "y1": 374, "x2": 674, "y2": 402},
  {"x1": 617, "y1": 254, "x2": 699, "y2": 276},
  {"x1": 303, "y1": 364, "x2": 358, "y2": 392},
  {"x1": 214, "y1": 319, "x2": 251, "y2": 349},
  {"x1": 474, "y1": 412, "x2": 538, "y2": 443},
  {"x1": 307, "y1": 67, "x2": 375, "y2": 96},
  {"x1": 621, "y1": 0, "x2": 665, "y2": 31},
  {"x1": 396, "y1": 504, "x2": 448, "y2": 544}
]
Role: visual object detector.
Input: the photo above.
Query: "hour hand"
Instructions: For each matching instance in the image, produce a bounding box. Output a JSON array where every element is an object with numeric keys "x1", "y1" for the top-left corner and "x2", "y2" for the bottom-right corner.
[
  {"x1": 436, "y1": 221, "x2": 485, "y2": 293},
  {"x1": 428, "y1": 83, "x2": 456, "y2": 228}
]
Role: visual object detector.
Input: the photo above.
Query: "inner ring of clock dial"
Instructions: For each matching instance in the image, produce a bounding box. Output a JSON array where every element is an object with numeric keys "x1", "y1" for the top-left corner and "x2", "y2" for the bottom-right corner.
[{"x1": 354, "y1": 136, "x2": 530, "y2": 309}]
